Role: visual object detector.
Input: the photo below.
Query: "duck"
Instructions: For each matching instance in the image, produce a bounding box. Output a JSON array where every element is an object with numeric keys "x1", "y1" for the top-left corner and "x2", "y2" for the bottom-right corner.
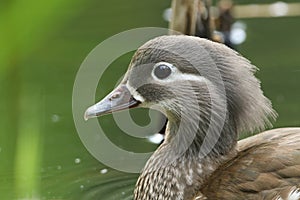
[{"x1": 84, "y1": 35, "x2": 300, "y2": 200}]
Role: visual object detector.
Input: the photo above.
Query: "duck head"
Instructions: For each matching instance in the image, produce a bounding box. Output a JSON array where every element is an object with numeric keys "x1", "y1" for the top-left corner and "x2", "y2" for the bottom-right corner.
[
  {"x1": 85, "y1": 35, "x2": 275, "y2": 150},
  {"x1": 84, "y1": 35, "x2": 276, "y2": 199}
]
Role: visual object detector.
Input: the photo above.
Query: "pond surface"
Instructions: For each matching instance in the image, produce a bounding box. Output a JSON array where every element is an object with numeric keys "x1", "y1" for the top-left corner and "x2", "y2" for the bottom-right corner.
[{"x1": 0, "y1": 0, "x2": 299, "y2": 199}]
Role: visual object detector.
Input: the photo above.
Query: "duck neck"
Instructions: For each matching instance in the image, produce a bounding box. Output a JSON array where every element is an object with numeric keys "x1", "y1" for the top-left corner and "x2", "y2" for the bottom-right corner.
[{"x1": 134, "y1": 117, "x2": 238, "y2": 200}]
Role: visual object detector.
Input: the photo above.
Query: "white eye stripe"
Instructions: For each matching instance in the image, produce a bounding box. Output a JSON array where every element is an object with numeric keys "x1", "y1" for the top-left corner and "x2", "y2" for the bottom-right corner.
[
  {"x1": 175, "y1": 73, "x2": 207, "y2": 83},
  {"x1": 151, "y1": 62, "x2": 206, "y2": 83},
  {"x1": 127, "y1": 63, "x2": 206, "y2": 103}
]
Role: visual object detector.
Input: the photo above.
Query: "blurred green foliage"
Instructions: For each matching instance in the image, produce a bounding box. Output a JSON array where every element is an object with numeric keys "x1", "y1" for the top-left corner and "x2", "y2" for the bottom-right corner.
[
  {"x1": 0, "y1": 0, "x2": 85, "y2": 198},
  {"x1": 0, "y1": 0, "x2": 85, "y2": 73}
]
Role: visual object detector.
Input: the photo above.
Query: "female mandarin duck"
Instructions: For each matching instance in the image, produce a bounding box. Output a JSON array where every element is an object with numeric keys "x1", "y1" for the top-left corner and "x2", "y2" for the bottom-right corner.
[{"x1": 84, "y1": 35, "x2": 300, "y2": 200}]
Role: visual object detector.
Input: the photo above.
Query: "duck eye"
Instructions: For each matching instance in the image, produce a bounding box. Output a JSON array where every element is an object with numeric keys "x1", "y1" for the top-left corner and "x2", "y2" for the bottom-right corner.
[{"x1": 154, "y1": 64, "x2": 172, "y2": 79}]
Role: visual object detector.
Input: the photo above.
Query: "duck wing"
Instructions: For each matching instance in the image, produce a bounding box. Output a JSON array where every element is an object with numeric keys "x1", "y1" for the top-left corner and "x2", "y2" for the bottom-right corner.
[{"x1": 199, "y1": 128, "x2": 300, "y2": 200}]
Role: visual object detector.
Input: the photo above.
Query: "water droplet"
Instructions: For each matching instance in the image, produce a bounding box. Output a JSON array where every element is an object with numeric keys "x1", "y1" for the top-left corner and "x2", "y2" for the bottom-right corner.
[
  {"x1": 269, "y1": 1, "x2": 289, "y2": 17},
  {"x1": 121, "y1": 192, "x2": 125, "y2": 195},
  {"x1": 57, "y1": 165, "x2": 62, "y2": 170},
  {"x1": 230, "y1": 28, "x2": 246, "y2": 45},
  {"x1": 74, "y1": 158, "x2": 81, "y2": 164},
  {"x1": 148, "y1": 133, "x2": 164, "y2": 144},
  {"x1": 51, "y1": 114, "x2": 60, "y2": 123},
  {"x1": 230, "y1": 21, "x2": 247, "y2": 45},
  {"x1": 163, "y1": 8, "x2": 172, "y2": 22},
  {"x1": 80, "y1": 185, "x2": 85, "y2": 189},
  {"x1": 100, "y1": 168, "x2": 108, "y2": 174}
]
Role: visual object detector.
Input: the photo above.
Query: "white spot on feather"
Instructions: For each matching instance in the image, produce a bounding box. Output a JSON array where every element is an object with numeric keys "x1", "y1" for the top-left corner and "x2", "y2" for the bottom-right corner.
[
  {"x1": 288, "y1": 187, "x2": 300, "y2": 200},
  {"x1": 275, "y1": 187, "x2": 300, "y2": 200}
]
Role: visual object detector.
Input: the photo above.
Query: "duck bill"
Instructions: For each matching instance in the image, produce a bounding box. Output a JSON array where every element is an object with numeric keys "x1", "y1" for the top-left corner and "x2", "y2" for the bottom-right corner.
[{"x1": 84, "y1": 84, "x2": 140, "y2": 120}]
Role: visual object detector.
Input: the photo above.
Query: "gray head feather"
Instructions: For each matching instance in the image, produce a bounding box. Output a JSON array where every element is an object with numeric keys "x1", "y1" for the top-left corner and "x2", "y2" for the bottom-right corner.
[{"x1": 130, "y1": 35, "x2": 277, "y2": 135}]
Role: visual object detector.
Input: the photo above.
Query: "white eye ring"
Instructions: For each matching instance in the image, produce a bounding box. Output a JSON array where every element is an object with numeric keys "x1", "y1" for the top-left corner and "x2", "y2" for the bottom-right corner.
[{"x1": 152, "y1": 62, "x2": 176, "y2": 80}]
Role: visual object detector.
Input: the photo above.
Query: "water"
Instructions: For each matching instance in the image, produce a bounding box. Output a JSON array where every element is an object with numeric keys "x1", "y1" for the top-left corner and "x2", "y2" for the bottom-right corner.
[{"x1": 39, "y1": 164, "x2": 138, "y2": 200}]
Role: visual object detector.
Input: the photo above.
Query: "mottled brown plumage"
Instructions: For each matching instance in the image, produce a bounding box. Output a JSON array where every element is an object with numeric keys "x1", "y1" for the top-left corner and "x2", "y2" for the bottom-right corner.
[
  {"x1": 85, "y1": 35, "x2": 300, "y2": 200},
  {"x1": 199, "y1": 128, "x2": 300, "y2": 200}
]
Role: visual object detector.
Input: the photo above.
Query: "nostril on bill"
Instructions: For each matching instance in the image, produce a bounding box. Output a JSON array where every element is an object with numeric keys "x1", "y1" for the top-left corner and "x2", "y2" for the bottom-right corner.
[{"x1": 109, "y1": 92, "x2": 121, "y2": 100}]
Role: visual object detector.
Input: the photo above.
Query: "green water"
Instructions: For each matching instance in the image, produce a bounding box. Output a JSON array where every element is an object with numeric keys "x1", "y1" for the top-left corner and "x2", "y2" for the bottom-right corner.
[{"x1": 0, "y1": 0, "x2": 299, "y2": 199}]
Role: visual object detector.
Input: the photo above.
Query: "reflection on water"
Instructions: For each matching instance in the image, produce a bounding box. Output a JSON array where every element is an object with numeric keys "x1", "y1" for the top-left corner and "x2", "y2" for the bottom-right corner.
[
  {"x1": 78, "y1": 176, "x2": 136, "y2": 200},
  {"x1": 40, "y1": 163, "x2": 138, "y2": 199}
]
